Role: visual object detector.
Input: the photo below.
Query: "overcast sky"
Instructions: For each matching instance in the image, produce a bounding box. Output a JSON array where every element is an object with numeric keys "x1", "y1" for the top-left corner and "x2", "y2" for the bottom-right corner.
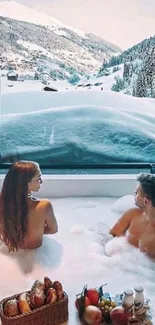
[{"x1": 3, "y1": 0, "x2": 155, "y2": 49}]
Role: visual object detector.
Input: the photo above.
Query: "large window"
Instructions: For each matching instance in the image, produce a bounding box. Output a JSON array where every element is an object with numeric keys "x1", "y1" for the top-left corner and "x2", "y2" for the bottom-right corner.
[{"x1": 0, "y1": 1, "x2": 155, "y2": 173}]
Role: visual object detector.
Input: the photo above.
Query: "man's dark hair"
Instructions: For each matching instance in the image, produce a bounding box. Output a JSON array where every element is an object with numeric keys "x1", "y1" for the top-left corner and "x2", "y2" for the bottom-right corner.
[{"x1": 137, "y1": 173, "x2": 155, "y2": 207}]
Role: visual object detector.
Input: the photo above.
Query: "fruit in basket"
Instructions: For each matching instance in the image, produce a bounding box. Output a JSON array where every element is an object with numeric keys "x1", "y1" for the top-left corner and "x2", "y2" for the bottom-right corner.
[
  {"x1": 31, "y1": 280, "x2": 45, "y2": 292},
  {"x1": 75, "y1": 296, "x2": 90, "y2": 311},
  {"x1": 98, "y1": 300, "x2": 106, "y2": 307},
  {"x1": 83, "y1": 305, "x2": 102, "y2": 325},
  {"x1": 53, "y1": 281, "x2": 64, "y2": 300},
  {"x1": 109, "y1": 306, "x2": 113, "y2": 312},
  {"x1": 98, "y1": 297, "x2": 116, "y2": 310},
  {"x1": 18, "y1": 292, "x2": 31, "y2": 314},
  {"x1": 111, "y1": 301, "x2": 117, "y2": 308},
  {"x1": 110, "y1": 306, "x2": 129, "y2": 325},
  {"x1": 86, "y1": 289, "x2": 99, "y2": 305},
  {"x1": 44, "y1": 276, "x2": 53, "y2": 292},
  {"x1": 4, "y1": 299, "x2": 19, "y2": 317},
  {"x1": 46, "y1": 288, "x2": 57, "y2": 304},
  {"x1": 29, "y1": 288, "x2": 45, "y2": 308},
  {"x1": 98, "y1": 298, "x2": 118, "y2": 323},
  {"x1": 103, "y1": 298, "x2": 111, "y2": 306},
  {"x1": 100, "y1": 308, "x2": 111, "y2": 323}
]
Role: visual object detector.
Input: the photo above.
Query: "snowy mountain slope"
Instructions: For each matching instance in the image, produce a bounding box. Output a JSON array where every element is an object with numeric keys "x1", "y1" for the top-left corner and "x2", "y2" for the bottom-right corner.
[
  {"x1": 0, "y1": 1, "x2": 121, "y2": 79},
  {"x1": 76, "y1": 64, "x2": 124, "y2": 91},
  {"x1": 100, "y1": 35, "x2": 155, "y2": 98},
  {"x1": 0, "y1": 0, "x2": 87, "y2": 37}
]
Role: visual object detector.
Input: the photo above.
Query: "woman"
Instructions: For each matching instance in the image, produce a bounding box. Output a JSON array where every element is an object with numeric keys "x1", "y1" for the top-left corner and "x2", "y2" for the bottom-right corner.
[{"x1": 0, "y1": 161, "x2": 58, "y2": 252}]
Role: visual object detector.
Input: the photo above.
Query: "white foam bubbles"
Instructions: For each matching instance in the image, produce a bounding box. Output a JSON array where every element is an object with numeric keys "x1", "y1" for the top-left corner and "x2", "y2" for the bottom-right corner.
[
  {"x1": 111, "y1": 195, "x2": 135, "y2": 214},
  {"x1": 0, "y1": 254, "x2": 29, "y2": 299},
  {"x1": 71, "y1": 224, "x2": 86, "y2": 235},
  {"x1": 104, "y1": 236, "x2": 130, "y2": 256}
]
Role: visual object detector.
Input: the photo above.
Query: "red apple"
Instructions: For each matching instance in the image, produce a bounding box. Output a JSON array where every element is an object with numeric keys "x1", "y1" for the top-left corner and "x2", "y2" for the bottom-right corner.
[
  {"x1": 110, "y1": 306, "x2": 129, "y2": 325},
  {"x1": 83, "y1": 305, "x2": 102, "y2": 325},
  {"x1": 86, "y1": 289, "x2": 99, "y2": 305}
]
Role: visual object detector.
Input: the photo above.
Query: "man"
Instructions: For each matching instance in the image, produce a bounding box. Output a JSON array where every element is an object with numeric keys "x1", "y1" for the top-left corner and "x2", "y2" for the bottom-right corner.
[{"x1": 109, "y1": 173, "x2": 155, "y2": 257}]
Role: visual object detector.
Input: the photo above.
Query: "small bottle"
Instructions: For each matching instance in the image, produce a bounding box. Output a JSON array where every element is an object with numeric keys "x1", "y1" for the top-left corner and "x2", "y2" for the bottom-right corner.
[
  {"x1": 134, "y1": 286, "x2": 145, "y2": 316},
  {"x1": 122, "y1": 289, "x2": 134, "y2": 317}
]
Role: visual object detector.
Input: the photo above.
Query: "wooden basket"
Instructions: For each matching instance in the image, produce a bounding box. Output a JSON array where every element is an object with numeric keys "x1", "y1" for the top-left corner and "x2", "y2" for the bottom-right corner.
[{"x1": 0, "y1": 291, "x2": 68, "y2": 325}]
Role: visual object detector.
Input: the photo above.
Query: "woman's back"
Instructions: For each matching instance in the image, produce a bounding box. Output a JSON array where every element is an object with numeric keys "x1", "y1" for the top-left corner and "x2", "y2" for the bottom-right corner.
[
  {"x1": 24, "y1": 197, "x2": 45, "y2": 248},
  {"x1": 0, "y1": 161, "x2": 58, "y2": 252}
]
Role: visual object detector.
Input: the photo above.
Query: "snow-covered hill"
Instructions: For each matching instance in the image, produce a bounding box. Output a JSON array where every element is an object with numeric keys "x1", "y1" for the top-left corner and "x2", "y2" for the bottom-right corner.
[
  {"x1": 100, "y1": 35, "x2": 155, "y2": 98},
  {"x1": 0, "y1": 0, "x2": 87, "y2": 37},
  {"x1": 0, "y1": 1, "x2": 121, "y2": 80},
  {"x1": 1, "y1": 86, "x2": 155, "y2": 164}
]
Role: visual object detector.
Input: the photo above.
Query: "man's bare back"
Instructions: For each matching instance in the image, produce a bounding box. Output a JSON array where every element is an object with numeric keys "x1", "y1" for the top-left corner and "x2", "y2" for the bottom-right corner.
[{"x1": 110, "y1": 207, "x2": 155, "y2": 257}]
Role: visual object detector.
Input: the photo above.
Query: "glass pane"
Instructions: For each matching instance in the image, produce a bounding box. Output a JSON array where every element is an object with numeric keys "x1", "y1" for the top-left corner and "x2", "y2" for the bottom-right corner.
[
  {"x1": 1, "y1": 87, "x2": 155, "y2": 168},
  {"x1": 0, "y1": 71, "x2": 2, "y2": 162},
  {"x1": 0, "y1": 2, "x2": 155, "y2": 173}
]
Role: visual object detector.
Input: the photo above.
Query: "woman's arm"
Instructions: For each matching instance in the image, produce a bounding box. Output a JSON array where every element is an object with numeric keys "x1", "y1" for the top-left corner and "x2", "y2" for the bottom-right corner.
[{"x1": 44, "y1": 201, "x2": 58, "y2": 234}]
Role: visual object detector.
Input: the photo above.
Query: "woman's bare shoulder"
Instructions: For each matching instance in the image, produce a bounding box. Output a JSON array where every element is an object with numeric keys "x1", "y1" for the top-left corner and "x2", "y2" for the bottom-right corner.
[
  {"x1": 36, "y1": 199, "x2": 53, "y2": 210},
  {"x1": 29, "y1": 200, "x2": 53, "y2": 222}
]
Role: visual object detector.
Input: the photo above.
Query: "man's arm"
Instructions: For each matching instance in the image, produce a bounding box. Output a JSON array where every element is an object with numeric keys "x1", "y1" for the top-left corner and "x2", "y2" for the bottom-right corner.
[
  {"x1": 142, "y1": 242, "x2": 155, "y2": 258},
  {"x1": 43, "y1": 200, "x2": 58, "y2": 234},
  {"x1": 109, "y1": 208, "x2": 139, "y2": 237},
  {"x1": 145, "y1": 249, "x2": 155, "y2": 258}
]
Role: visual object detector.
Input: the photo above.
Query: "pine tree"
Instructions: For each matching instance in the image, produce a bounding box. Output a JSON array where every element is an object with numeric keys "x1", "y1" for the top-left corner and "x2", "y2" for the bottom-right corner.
[
  {"x1": 135, "y1": 71, "x2": 147, "y2": 97},
  {"x1": 144, "y1": 47, "x2": 155, "y2": 96},
  {"x1": 111, "y1": 76, "x2": 125, "y2": 92},
  {"x1": 152, "y1": 78, "x2": 155, "y2": 98},
  {"x1": 132, "y1": 78, "x2": 137, "y2": 97},
  {"x1": 123, "y1": 62, "x2": 133, "y2": 81},
  {"x1": 34, "y1": 71, "x2": 39, "y2": 80}
]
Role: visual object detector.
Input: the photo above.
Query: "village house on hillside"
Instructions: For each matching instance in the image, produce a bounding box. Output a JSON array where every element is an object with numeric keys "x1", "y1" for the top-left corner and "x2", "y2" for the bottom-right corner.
[{"x1": 7, "y1": 71, "x2": 18, "y2": 81}]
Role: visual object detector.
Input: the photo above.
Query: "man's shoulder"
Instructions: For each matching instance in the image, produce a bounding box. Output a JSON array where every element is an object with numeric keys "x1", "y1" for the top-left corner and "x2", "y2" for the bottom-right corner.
[{"x1": 123, "y1": 207, "x2": 142, "y2": 218}]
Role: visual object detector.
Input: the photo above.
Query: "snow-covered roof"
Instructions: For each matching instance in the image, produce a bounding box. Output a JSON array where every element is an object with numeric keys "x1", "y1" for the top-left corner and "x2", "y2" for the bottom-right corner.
[{"x1": 7, "y1": 71, "x2": 18, "y2": 77}]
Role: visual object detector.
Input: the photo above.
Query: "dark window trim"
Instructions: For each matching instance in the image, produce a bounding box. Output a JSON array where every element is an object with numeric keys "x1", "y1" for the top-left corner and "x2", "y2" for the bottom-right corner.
[{"x1": 0, "y1": 163, "x2": 155, "y2": 173}]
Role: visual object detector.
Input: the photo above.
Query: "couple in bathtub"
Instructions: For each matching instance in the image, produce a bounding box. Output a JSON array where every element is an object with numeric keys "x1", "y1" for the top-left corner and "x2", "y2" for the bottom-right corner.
[{"x1": 0, "y1": 161, "x2": 155, "y2": 260}]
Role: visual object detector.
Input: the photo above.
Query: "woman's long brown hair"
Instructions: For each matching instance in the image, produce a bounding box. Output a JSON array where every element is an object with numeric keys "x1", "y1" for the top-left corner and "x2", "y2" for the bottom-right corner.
[{"x1": 0, "y1": 161, "x2": 39, "y2": 251}]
